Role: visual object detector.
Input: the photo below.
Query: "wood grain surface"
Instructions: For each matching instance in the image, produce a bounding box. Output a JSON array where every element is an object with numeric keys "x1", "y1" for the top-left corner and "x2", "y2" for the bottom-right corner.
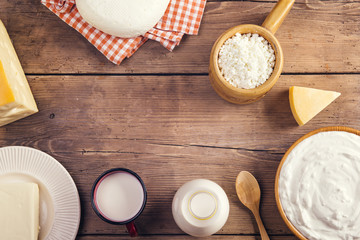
[
  {"x1": 77, "y1": 236, "x2": 298, "y2": 240},
  {"x1": 0, "y1": 0, "x2": 359, "y2": 239},
  {"x1": 0, "y1": 0, "x2": 359, "y2": 73}
]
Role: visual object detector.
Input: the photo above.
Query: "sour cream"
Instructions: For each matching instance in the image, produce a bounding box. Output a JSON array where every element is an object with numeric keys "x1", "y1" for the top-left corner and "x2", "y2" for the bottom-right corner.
[{"x1": 279, "y1": 131, "x2": 360, "y2": 240}]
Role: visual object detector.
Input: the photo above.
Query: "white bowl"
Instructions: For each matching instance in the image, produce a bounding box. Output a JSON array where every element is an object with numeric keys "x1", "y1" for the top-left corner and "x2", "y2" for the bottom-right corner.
[{"x1": 275, "y1": 126, "x2": 360, "y2": 240}]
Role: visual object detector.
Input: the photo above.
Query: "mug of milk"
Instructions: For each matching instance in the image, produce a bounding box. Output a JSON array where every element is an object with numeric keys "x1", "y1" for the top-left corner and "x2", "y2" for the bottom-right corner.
[{"x1": 91, "y1": 168, "x2": 147, "y2": 237}]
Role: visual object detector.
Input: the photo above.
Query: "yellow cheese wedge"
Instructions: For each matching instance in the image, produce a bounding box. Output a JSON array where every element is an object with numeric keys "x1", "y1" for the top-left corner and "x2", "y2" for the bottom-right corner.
[
  {"x1": 289, "y1": 86, "x2": 341, "y2": 126},
  {"x1": 0, "y1": 20, "x2": 38, "y2": 127},
  {"x1": 0, "y1": 183, "x2": 40, "y2": 240}
]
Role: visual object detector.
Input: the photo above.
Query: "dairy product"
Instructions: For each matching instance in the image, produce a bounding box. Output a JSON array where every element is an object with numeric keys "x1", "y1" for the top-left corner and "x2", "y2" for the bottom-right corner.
[
  {"x1": 218, "y1": 33, "x2": 275, "y2": 89},
  {"x1": 94, "y1": 171, "x2": 145, "y2": 222},
  {"x1": 279, "y1": 131, "x2": 360, "y2": 240},
  {"x1": 0, "y1": 183, "x2": 40, "y2": 240},
  {"x1": 172, "y1": 179, "x2": 229, "y2": 237},
  {"x1": 76, "y1": 0, "x2": 170, "y2": 38},
  {"x1": 289, "y1": 86, "x2": 340, "y2": 126},
  {"x1": 0, "y1": 20, "x2": 38, "y2": 127}
]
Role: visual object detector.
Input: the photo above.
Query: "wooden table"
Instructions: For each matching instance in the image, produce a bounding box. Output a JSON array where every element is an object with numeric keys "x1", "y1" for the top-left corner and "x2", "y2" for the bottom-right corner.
[{"x1": 1, "y1": 0, "x2": 359, "y2": 239}]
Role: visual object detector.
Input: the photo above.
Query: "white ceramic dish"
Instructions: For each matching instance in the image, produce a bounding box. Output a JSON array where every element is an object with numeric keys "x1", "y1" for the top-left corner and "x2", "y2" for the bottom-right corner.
[{"x1": 0, "y1": 146, "x2": 81, "y2": 240}]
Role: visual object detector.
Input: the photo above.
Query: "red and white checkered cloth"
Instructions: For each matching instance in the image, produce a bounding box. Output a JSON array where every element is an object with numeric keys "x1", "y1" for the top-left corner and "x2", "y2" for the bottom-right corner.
[{"x1": 41, "y1": 0, "x2": 206, "y2": 65}]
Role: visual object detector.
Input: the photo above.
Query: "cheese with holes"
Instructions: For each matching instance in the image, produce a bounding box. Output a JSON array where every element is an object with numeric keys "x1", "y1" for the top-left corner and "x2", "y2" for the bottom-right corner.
[
  {"x1": 0, "y1": 183, "x2": 40, "y2": 240},
  {"x1": 0, "y1": 20, "x2": 38, "y2": 127},
  {"x1": 289, "y1": 86, "x2": 340, "y2": 126}
]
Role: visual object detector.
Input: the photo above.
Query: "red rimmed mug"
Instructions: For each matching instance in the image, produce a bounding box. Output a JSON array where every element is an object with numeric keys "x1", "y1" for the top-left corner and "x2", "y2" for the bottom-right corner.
[{"x1": 91, "y1": 168, "x2": 147, "y2": 237}]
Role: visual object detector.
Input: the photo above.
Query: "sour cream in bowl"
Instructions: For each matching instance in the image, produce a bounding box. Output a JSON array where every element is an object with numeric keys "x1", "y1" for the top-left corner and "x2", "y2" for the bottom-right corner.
[{"x1": 275, "y1": 126, "x2": 360, "y2": 240}]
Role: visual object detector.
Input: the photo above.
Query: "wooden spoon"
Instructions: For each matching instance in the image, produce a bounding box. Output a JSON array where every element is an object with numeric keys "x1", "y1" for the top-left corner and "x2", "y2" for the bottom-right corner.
[{"x1": 236, "y1": 171, "x2": 270, "y2": 240}]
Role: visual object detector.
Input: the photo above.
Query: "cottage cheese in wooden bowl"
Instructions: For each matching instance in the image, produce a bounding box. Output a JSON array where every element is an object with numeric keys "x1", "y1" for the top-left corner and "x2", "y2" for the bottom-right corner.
[
  {"x1": 208, "y1": 0, "x2": 295, "y2": 104},
  {"x1": 218, "y1": 33, "x2": 275, "y2": 89},
  {"x1": 209, "y1": 24, "x2": 283, "y2": 104},
  {"x1": 275, "y1": 126, "x2": 360, "y2": 240}
]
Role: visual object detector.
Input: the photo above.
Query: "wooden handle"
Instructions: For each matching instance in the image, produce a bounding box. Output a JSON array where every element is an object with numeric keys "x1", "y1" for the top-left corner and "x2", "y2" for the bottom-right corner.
[
  {"x1": 262, "y1": 0, "x2": 295, "y2": 34},
  {"x1": 252, "y1": 208, "x2": 270, "y2": 240}
]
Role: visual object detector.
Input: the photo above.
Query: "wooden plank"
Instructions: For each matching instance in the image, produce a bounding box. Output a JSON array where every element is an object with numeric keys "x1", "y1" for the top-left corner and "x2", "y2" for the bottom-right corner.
[
  {"x1": 0, "y1": 75, "x2": 358, "y2": 235},
  {"x1": 49, "y1": 149, "x2": 286, "y2": 235},
  {"x1": 77, "y1": 235, "x2": 298, "y2": 240},
  {"x1": 0, "y1": 75, "x2": 358, "y2": 147},
  {"x1": 0, "y1": 0, "x2": 359, "y2": 73}
]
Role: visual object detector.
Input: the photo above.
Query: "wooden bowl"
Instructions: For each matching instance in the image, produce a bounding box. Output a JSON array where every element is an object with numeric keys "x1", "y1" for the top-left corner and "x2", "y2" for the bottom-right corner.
[
  {"x1": 209, "y1": 0, "x2": 294, "y2": 104},
  {"x1": 209, "y1": 25, "x2": 283, "y2": 104},
  {"x1": 275, "y1": 126, "x2": 360, "y2": 239}
]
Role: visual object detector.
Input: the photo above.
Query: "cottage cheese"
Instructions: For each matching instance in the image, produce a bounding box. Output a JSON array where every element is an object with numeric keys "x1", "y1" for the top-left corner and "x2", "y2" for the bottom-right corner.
[
  {"x1": 279, "y1": 131, "x2": 360, "y2": 240},
  {"x1": 218, "y1": 33, "x2": 275, "y2": 89}
]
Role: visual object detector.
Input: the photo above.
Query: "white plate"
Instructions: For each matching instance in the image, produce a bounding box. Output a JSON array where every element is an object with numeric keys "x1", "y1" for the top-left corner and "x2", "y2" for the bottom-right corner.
[{"x1": 0, "y1": 146, "x2": 81, "y2": 240}]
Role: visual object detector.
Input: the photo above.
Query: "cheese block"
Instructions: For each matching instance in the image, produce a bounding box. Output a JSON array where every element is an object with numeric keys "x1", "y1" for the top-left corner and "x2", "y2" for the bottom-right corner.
[
  {"x1": 76, "y1": 0, "x2": 170, "y2": 38},
  {"x1": 289, "y1": 86, "x2": 341, "y2": 126},
  {"x1": 0, "y1": 20, "x2": 38, "y2": 127},
  {"x1": 0, "y1": 183, "x2": 40, "y2": 240}
]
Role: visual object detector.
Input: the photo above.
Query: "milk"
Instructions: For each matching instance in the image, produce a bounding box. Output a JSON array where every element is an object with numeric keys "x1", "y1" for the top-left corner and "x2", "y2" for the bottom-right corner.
[
  {"x1": 172, "y1": 179, "x2": 230, "y2": 237},
  {"x1": 95, "y1": 171, "x2": 144, "y2": 222}
]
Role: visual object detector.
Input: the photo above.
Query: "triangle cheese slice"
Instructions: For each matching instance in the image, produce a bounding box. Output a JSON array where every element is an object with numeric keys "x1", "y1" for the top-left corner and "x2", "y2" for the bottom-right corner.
[
  {"x1": 289, "y1": 86, "x2": 341, "y2": 126},
  {"x1": 0, "y1": 20, "x2": 38, "y2": 127}
]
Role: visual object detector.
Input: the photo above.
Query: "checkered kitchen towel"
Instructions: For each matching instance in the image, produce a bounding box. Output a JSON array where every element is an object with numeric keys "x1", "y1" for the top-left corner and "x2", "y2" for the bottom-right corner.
[{"x1": 41, "y1": 0, "x2": 207, "y2": 65}]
